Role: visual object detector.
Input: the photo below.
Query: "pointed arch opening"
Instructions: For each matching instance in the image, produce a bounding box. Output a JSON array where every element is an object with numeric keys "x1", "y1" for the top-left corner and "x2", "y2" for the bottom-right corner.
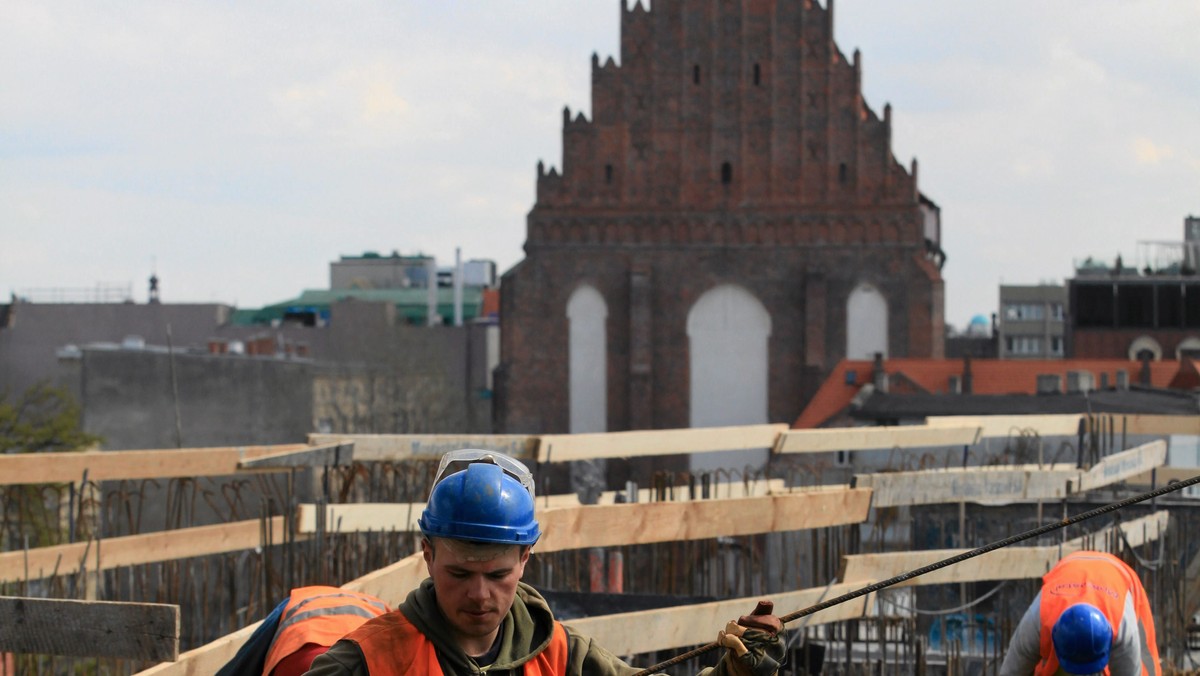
[
  {"x1": 687, "y1": 284, "x2": 771, "y2": 472},
  {"x1": 568, "y1": 285, "x2": 608, "y2": 433},
  {"x1": 847, "y1": 282, "x2": 888, "y2": 359}
]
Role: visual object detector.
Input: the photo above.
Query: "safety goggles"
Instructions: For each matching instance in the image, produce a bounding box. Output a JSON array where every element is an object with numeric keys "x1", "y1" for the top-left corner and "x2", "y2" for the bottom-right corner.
[{"x1": 430, "y1": 449, "x2": 536, "y2": 501}]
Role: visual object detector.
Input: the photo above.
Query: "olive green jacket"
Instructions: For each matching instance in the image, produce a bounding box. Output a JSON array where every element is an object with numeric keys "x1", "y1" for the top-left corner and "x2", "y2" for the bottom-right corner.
[{"x1": 304, "y1": 579, "x2": 779, "y2": 676}]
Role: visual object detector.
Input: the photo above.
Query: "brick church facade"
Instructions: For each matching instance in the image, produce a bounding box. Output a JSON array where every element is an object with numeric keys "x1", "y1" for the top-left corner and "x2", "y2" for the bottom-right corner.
[{"x1": 497, "y1": 0, "x2": 945, "y2": 434}]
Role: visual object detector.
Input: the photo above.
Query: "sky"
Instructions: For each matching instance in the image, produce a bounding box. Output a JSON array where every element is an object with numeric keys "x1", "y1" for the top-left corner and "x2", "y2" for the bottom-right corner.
[{"x1": 2, "y1": 1, "x2": 1198, "y2": 330}]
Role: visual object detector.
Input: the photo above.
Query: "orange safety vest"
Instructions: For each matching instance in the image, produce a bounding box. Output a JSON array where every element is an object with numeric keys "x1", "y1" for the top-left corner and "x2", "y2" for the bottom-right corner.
[
  {"x1": 1035, "y1": 552, "x2": 1160, "y2": 676},
  {"x1": 345, "y1": 610, "x2": 570, "y2": 676},
  {"x1": 262, "y1": 586, "x2": 391, "y2": 676}
]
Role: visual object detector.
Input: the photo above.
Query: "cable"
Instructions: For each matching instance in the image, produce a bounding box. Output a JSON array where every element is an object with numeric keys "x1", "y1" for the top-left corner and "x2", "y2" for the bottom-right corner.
[
  {"x1": 631, "y1": 471, "x2": 1200, "y2": 676},
  {"x1": 877, "y1": 580, "x2": 1011, "y2": 616}
]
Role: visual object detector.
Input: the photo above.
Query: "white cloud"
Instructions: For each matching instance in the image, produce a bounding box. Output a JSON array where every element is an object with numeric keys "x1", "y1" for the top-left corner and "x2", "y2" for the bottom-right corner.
[{"x1": 2, "y1": 0, "x2": 1199, "y2": 330}]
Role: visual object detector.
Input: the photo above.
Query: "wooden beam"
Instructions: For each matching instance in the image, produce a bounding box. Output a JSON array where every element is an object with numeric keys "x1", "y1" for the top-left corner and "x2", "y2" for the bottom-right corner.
[
  {"x1": 0, "y1": 596, "x2": 179, "y2": 661},
  {"x1": 1117, "y1": 414, "x2": 1200, "y2": 436},
  {"x1": 1, "y1": 517, "x2": 288, "y2": 583},
  {"x1": 567, "y1": 583, "x2": 874, "y2": 656},
  {"x1": 1074, "y1": 441, "x2": 1167, "y2": 492},
  {"x1": 1127, "y1": 467, "x2": 1200, "y2": 485},
  {"x1": 295, "y1": 480, "x2": 792, "y2": 534},
  {"x1": 537, "y1": 425, "x2": 787, "y2": 463},
  {"x1": 926, "y1": 414, "x2": 1084, "y2": 438},
  {"x1": 0, "y1": 444, "x2": 308, "y2": 485},
  {"x1": 306, "y1": 434, "x2": 538, "y2": 463},
  {"x1": 775, "y1": 424, "x2": 980, "y2": 454},
  {"x1": 536, "y1": 488, "x2": 872, "y2": 552},
  {"x1": 133, "y1": 620, "x2": 260, "y2": 676},
  {"x1": 854, "y1": 465, "x2": 1078, "y2": 508},
  {"x1": 839, "y1": 511, "x2": 1170, "y2": 586},
  {"x1": 340, "y1": 552, "x2": 426, "y2": 603},
  {"x1": 237, "y1": 442, "x2": 354, "y2": 470}
]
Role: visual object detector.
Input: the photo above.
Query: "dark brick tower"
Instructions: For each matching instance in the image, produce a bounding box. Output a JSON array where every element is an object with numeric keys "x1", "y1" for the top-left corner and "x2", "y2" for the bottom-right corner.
[{"x1": 497, "y1": 0, "x2": 945, "y2": 434}]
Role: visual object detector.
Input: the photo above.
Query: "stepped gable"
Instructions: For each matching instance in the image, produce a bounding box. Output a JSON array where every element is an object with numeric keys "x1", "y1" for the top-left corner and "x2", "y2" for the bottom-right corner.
[{"x1": 530, "y1": 0, "x2": 926, "y2": 248}]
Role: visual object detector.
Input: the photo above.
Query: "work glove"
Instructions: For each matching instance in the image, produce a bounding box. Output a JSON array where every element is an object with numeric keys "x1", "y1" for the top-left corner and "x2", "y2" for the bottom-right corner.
[{"x1": 713, "y1": 601, "x2": 786, "y2": 676}]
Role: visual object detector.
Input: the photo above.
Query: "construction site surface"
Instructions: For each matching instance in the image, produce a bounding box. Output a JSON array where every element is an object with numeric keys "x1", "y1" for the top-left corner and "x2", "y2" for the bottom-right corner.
[{"x1": 2, "y1": 413, "x2": 1200, "y2": 675}]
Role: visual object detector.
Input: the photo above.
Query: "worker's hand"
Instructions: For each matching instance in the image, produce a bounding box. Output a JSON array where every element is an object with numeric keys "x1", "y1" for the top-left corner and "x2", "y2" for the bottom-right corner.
[{"x1": 713, "y1": 601, "x2": 785, "y2": 676}]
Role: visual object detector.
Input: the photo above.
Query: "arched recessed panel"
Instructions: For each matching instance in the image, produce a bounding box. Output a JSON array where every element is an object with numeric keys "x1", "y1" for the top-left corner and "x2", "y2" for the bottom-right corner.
[
  {"x1": 1176, "y1": 336, "x2": 1200, "y2": 360},
  {"x1": 568, "y1": 285, "x2": 607, "y2": 433},
  {"x1": 847, "y1": 282, "x2": 888, "y2": 360},
  {"x1": 1128, "y1": 335, "x2": 1162, "y2": 362},
  {"x1": 687, "y1": 284, "x2": 771, "y2": 472}
]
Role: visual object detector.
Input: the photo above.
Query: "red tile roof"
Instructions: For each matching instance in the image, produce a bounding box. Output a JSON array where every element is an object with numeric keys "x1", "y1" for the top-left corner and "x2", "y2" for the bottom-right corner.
[{"x1": 793, "y1": 358, "x2": 1188, "y2": 429}]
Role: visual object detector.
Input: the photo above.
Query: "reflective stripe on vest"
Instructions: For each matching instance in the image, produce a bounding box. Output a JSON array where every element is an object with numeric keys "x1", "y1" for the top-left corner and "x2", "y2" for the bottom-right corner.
[
  {"x1": 1034, "y1": 552, "x2": 1160, "y2": 676},
  {"x1": 263, "y1": 586, "x2": 391, "y2": 676},
  {"x1": 348, "y1": 610, "x2": 570, "y2": 676}
]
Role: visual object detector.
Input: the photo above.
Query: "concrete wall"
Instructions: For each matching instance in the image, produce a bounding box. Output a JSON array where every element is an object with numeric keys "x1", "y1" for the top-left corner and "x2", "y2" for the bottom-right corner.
[
  {"x1": 0, "y1": 302, "x2": 231, "y2": 396},
  {"x1": 76, "y1": 347, "x2": 314, "y2": 450}
]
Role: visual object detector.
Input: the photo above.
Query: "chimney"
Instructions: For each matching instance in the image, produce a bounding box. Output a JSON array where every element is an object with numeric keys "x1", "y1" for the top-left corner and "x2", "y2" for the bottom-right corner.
[
  {"x1": 453, "y1": 247, "x2": 464, "y2": 327},
  {"x1": 1066, "y1": 371, "x2": 1094, "y2": 394},
  {"x1": 1115, "y1": 370, "x2": 1129, "y2": 389},
  {"x1": 962, "y1": 354, "x2": 973, "y2": 394},
  {"x1": 872, "y1": 352, "x2": 887, "y2": 392}
]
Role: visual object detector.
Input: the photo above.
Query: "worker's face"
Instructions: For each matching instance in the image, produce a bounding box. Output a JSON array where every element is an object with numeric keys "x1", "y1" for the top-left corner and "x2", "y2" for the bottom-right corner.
[{"x1": 424, "y1": 538, "x2": 530, "y2": 653}]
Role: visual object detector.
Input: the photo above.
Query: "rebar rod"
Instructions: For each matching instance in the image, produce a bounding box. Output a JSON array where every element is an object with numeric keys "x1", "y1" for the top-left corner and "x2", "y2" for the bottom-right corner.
[{"x1": 633, "y1": 471, "x2": 1200, "y2": 676}]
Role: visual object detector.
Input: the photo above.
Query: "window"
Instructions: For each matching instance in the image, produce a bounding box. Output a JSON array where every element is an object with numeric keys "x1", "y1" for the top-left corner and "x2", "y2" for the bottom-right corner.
[
  {"x1": 753, "y1": 63, "x2": 761, "y2": 86},
  {"x1": 1003, "y1": 303, "x2": 1045, "y2": 321},
  {"x1": 1050, "y1": 336, "x2": 1064, "y2": 355},
  {"x1": 693, "y1": 64, "x2": 701, "y2": 85},
  {"x1": 1051, "y1": 303, "x2": 1064, "y2": 320},
  {"x1": 1006, "y1": 335, "x2": 1043, "y2": 355},
  {"x1": 604, "y1": 164, "x2": 613, "y2": 184},
  {"x1": 838, "y1": 163, "x2": 847, "y2": 183},
  {"x1": 721, "y1": 162, "x2": 732, "y2": 184}
]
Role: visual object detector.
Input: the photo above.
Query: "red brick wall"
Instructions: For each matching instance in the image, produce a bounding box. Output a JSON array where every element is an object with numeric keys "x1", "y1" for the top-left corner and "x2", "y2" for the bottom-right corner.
[{"x1": 498, "y1": 0, "x2": 945, "y2": 433}]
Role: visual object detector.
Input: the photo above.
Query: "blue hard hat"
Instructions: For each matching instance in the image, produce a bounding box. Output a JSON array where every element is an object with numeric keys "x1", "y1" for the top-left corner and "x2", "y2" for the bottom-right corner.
[
  {"x1": 419, "y1": 456, "x2": 540, "y2": 546},
  {"x1": 1052, "y1": 603, "x2": 1113, "y2": 675}
]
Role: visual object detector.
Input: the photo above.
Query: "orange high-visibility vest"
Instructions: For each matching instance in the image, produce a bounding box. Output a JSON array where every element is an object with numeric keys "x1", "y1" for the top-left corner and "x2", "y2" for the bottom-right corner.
[
  {"x1": 262, "y1": 586, "x2": 390, "y2": 676},
  {"x1": 1035, "y1": 552, "x2": 1160, "y2": 676},
  {"x1": 346, "y1": 610, "x2": 570, "y2": 676}
]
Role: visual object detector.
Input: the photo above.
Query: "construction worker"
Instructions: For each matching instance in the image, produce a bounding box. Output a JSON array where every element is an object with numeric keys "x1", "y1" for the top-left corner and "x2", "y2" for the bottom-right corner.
[
  {"x1": 215, "y1": 585, "x2": 390, "y2": 676},
  {"x1": 998, "y1": 550, "x2": 1160, "y2": 676},
  {"x1": 304, "y1": 449, "x2": 786, "y2": 676}
]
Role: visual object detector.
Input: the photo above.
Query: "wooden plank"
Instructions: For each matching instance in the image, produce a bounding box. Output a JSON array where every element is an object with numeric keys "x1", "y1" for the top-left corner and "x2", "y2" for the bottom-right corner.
[
  {"x1": 296, "y1": 480, "x2": 792, "y2": 534},
  {"x1": 776, "y1": 424, "x2": 980, "y2": 454},
  {"x1": 238, "y1": 441, "x2": 354, "y2": 469},
  {"x1": 0, "y1": 444, "x2": 307, "y2": 485},
  {"x1": 297, "y1": 503, "x2": 424, "y2": 534},
  {"x1": 536, "y1": 489, "x2": 872, "y2": 552},
  {"x1": 1, "y1": 517, "x2": 288, "y2": 583},
  {"x1": 1126, "y1": 467, "x2": 1200, "y2": 485},
  {"x1": 926, "y1": 414, "x2": 1084, "y2": 438},
  {"x1": 567, "y1": 583, "x2": 874, "y2": 656},
  {"x1": 1118, "y1": 414, "x2": 1200, "y2": 436},
  {"x1": 1074, "y1": 441, "x2": 1167, "y2": 492},
  {"x1": 306, "y1": 434, "x2": 538, "y2": 463},
  {"x1": 133, "y1": 621, "x2": 260, "y2": 676},
  {"x1": 341, "y1": 552, "x2": 426, "y2": 603},
  {"x1": 839, "y1": 511, "x2": 1171, "y2": 586},
  {"x1": 537, "y1": 425, "x2": 787, "y2": 463},
  {"x1": 855, "y1": 465, "x2": 1078, "y2": 508},
  {"x1": 0, "y1": 596, "x2": 179, "y2": 661}
]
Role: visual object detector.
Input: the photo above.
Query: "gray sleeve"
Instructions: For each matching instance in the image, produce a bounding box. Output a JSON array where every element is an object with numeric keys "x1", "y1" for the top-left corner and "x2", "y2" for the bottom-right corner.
[
  {"x1": 999, "y1": 592, "x2": 1044, "y2": 676},
  {"x1": 1105, "y1": 592, "x2": 1141, "y2": 676}
]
